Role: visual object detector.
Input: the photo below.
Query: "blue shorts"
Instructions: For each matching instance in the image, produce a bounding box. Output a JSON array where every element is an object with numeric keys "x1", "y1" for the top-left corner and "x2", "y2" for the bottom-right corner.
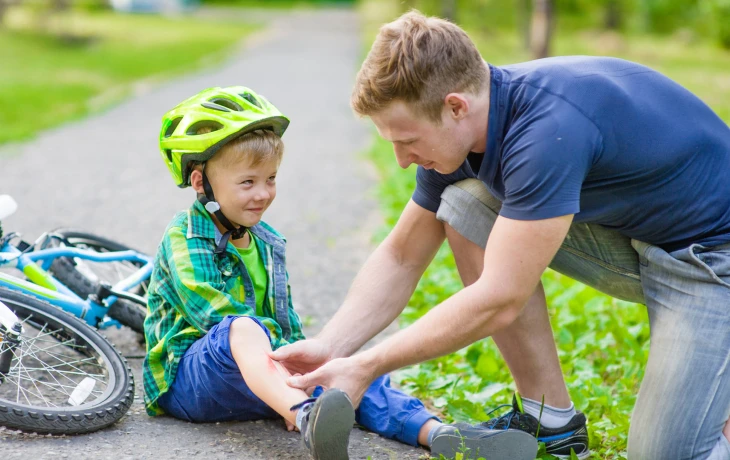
[{"x1": 157, "y1": 315, "x2": 437, "y2": 446}]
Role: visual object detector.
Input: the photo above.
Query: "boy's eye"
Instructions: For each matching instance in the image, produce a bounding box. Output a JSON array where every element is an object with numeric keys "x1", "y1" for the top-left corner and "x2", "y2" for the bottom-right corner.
[
  {"x1": 241, "y1": 180, "x2": 253, "y2": 185},
  {"x1": 268, "y1": 176, "x2": 276, "y2": 182}
]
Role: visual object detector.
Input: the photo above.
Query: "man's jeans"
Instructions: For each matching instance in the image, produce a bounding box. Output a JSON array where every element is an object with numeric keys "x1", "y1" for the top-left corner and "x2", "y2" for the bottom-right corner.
[{"x1": 437, "y1": 178, "x2": 730, "y2": 460}]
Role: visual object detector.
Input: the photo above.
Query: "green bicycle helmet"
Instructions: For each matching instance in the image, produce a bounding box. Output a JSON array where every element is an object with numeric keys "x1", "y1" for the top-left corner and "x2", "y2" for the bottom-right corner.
[{"x1": 159, "y1": 86, "x2": 290, "y2": 188}]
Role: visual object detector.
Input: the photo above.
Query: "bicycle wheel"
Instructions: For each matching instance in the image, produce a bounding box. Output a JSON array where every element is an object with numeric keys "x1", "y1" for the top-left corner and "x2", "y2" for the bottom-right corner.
[
  {"x1": 46, "y1": 229, "x2": 148, "y2": 333},
  {"x1": 0, "y1": 288, "x2": 134, "y2": 434}
]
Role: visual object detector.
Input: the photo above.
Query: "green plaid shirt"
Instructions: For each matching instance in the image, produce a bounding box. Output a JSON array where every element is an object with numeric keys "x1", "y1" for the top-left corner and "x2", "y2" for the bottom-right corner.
[{"x1": 143, "y1": 200, "x2": 306, "y2": 415}]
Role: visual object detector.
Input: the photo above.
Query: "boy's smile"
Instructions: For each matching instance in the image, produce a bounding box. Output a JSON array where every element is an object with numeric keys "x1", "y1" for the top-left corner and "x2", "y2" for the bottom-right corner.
[{"x1": 193, "y1": 155, "x2": 280, "y2": 238}]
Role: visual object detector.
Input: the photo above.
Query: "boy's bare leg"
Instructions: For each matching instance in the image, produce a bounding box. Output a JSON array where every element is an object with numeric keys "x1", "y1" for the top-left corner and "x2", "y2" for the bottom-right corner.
[
  {"x1": 444, "y1": 224, "x2": 572, "y2": 409},
  {"x1": 232, "y1": 317, "x2": 445, "y2": 443},
  {"x1": 229, "y1": 317, "x2": 311, "y2": 426}
]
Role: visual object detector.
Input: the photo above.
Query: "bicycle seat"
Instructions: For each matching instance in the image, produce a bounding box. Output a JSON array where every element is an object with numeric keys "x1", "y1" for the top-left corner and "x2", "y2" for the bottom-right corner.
[{"x1": 0, "y1": 195, "x2": 18, "y2": 220}]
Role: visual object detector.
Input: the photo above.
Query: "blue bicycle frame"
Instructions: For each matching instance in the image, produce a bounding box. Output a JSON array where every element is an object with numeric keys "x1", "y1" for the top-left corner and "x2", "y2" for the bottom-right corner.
[{"x1": 0, "y1": 237, "x2": 153, "y2": 330}]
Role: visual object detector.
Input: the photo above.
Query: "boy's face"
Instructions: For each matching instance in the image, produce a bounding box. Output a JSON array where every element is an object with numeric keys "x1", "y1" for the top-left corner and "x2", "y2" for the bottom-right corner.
[{"x1": 199, "y1": 154, "x2": 279, "y2": 228}]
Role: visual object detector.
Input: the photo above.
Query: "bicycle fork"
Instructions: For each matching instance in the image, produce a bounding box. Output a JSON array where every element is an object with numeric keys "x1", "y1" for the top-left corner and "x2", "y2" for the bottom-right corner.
[{"x1": 0, "y1": 300, "x2": 22, "y2": 382}]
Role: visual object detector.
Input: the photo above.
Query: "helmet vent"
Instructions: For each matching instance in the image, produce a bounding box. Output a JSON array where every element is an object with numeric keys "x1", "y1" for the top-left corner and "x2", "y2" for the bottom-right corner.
[
  {"x1": 187, "y1": 120, "x2": 224, "y2": 135},
  {"x1": 165, "y1": 149, "x2": 173, "y2": 163},
  {"x1": 164, "y1": 117, "x2": 183, "y2": 138},
  {"x1": 241, "y1": 93, "x2": 262, "y2": 108},
  {"x1": 201, "y1": 101, "x2": 231, "y2": 112},
  {"x1": 208, "y1": 98, "x2": 243, "y2": 112}
]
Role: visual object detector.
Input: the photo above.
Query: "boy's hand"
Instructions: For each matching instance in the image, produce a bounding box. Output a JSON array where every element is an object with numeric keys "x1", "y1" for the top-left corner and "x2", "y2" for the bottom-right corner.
[
  {"x1": 269, "y1": 338, "x2": 333, "y2": 375},
  {"x1": 285, "y1": 419, "x2": 298, "y2": 432}
]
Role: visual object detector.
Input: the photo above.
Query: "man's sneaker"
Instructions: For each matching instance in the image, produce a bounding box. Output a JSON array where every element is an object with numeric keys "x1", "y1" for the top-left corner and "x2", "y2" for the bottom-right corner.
[
  {"x1": 477, "y1": 394, "x2": 590, "y2": 459},
  {"x1": 295, "y1": 389, "x2": 355, "y2": 460},
  {"x1": 430, "y1": 423, "x2": 538, "y2": 460}
]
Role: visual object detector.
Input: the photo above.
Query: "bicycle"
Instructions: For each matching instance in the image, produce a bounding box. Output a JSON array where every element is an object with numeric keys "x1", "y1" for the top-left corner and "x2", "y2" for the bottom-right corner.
[{"x1": 0, "y1": 195, "x2": 153, "y2": 434}]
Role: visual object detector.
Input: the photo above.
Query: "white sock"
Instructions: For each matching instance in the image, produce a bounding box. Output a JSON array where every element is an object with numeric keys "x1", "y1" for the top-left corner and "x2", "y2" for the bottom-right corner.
[
  {"x1": 521, "y1": 396, "x2": 576, "y2": 429},
  {"x1": 295, "y1": 402, "x2": 313, "y2": 430}
]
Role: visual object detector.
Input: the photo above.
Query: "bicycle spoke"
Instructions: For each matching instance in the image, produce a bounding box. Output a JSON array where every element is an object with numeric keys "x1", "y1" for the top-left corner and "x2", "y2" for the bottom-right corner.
[{"x1": 1, "y1": 312, "x2": 109, "y2": 408}]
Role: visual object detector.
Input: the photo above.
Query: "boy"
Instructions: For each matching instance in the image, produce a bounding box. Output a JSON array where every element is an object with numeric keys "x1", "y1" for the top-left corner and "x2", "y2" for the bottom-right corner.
[{"x1": 143, "y1": 86, "x2": 536, "y2": 460}]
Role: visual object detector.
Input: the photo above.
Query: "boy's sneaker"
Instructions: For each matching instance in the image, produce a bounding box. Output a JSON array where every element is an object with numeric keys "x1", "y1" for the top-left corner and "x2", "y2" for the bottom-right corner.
[
  {"x1": 430, "y1": 424, "x2": 538, "y2": 460},
  {"x1": 476, "y1": 395, "x2": 590, "y2": 459},
  {"x1": 296, "y1": 389, "x2": 355, "y2": 460}
]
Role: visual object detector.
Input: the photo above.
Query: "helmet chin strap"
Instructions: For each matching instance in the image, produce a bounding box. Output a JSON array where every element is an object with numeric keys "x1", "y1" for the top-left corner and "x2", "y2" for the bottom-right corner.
[{"x1": 197, "y1": 164, "x2": 247, "y2": 254}]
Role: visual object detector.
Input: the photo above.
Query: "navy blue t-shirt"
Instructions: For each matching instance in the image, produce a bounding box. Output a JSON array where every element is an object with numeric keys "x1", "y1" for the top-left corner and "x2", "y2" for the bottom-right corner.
[{"x1": 413, "y1": 56, "x2": 730, "y2": 252}]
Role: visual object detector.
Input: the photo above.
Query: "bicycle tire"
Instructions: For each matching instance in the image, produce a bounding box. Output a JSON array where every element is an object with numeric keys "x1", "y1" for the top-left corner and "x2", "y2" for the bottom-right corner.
[
  {"x1": 46, "y1": 229, "x2": 148, "y2": 334},
  {"x1": 0, "y1": 288, "x2": 134, "y2": 434}
]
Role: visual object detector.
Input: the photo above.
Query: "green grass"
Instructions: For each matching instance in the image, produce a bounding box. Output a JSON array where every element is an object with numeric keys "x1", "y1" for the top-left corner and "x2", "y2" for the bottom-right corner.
[
  {"x1": 0, "y1": 9, "x2": 259, "y2": 145},
  {"x1": 202, "y1": 0, "x2": 353, "y2": 7},
  {"x1": 360, "y1": 2, "x2": 730, "y2": 459}
]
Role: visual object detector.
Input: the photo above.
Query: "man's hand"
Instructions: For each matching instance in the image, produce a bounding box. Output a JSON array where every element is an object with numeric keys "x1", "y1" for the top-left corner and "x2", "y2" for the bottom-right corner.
[
  {"x1": 269, "y1": 338, "x2": 333, "y2": 375},
  {"x1": 286, "y1": 355, "x2": 375, "y2": 408}
]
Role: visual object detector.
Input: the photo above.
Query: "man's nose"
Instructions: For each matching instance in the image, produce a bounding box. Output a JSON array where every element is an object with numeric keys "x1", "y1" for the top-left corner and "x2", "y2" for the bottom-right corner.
[{"x1": 394, "y1": 145, "x2": 415, "y2": 169}]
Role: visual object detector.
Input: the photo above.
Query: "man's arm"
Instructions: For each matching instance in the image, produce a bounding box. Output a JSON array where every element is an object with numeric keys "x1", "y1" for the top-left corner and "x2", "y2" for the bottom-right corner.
[
  {"x1": 359, "y1": 213, "x2": 572, "y2": 374},
  {"x1": 318, "y1": 199, "x2": 446, "y2": 358},
  {"x1": 286, "y1": 213, "x2": 572, "y2": 405},
  {"x1": 270, "y1": 199, "x2": 446, "y2": 372}
]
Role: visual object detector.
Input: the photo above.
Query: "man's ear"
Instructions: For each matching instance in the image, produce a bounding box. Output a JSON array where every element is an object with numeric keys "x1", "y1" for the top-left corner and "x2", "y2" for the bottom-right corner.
[
  {"x1": 190, "y1": 168, "x2": 204, "y2": 194},
  {"x1": 444, "y1": 93, "x2": 469, "y2": 120}
]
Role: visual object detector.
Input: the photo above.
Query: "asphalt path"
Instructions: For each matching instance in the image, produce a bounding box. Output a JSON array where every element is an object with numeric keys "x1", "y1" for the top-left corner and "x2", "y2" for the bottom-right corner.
[{"x1": 0, "y1": 8, "x2": 429, "y2": 459}]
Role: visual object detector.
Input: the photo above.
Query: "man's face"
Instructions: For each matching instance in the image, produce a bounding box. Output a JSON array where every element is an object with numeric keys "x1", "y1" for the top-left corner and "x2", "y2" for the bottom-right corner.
[{"x1": 370, "y1": 100, "x2": 472, "y2": 174}]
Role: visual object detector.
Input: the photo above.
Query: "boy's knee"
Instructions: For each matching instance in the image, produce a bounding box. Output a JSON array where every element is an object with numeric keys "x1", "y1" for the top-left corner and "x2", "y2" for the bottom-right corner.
[{"x1": 229, "y1": 316, "x2": 268, "y2": 341}]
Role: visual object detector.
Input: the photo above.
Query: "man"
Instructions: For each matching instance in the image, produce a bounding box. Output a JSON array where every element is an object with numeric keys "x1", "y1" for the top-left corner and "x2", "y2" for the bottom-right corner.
[{"x1": 271, "y1": 11, "x2": 730, "y2": 459}]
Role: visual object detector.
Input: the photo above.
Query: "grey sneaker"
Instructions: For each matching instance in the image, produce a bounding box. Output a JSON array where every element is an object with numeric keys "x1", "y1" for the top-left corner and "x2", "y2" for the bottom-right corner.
[
  {"x1": 430, "y1": 423, "x2": 538, "y2": 460},
  {"x1": 296, "y1": 389, "x2": 355, "y2": 460}
]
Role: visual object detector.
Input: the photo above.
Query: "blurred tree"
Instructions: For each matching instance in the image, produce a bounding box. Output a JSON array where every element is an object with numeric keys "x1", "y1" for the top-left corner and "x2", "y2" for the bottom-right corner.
[
  {"x1": 605, "y1": 0, "x2": 621, "y2": 29},
  {"x1": 517, "y1": 0, "x2": 531, "y2": 49},
  {"x1": 442, "y1": 0, "x2": 455, "y2": 21},
  {"x1": 0, "y1": 0, "x2": 17, "y2": 26},
  {"x1": 640, "y1": 0, "x2": 699, "y2": 34},
  {"x1": 531, "y1": 0, "x2": 553, "y2": 58},
  {"x1": 702, "y1": 0, "x2": 730, "y2": 48}
]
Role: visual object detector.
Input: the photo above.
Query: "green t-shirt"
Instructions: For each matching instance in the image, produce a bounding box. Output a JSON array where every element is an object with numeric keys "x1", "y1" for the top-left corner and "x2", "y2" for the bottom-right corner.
[{"x1": 236, "y1": 232, "x2": 267, "y2": 316}]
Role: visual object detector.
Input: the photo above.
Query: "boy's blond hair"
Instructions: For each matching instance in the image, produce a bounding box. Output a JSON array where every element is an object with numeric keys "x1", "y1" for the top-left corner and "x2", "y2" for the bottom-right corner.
[
  {"x1": 351, "y1": 11, "x2": 489, "y2": 123},
  {"x1": 196, "y1": 128, "x2": 284, "y2": 174}
]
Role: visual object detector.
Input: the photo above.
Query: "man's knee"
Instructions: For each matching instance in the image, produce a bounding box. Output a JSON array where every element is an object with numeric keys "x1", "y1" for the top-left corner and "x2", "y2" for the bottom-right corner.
[
  {"x1": 629, "y1": 406, "x2": 729, "y2": 460},
  {"x1": 436, "y1": 179, "x2": 499, "y2": 249}
]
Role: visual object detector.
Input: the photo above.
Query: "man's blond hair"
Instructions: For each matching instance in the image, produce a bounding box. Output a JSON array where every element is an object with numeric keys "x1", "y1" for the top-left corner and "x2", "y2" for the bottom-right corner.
[{"x1": 351, "y1": 11, "x2": 489, "y2": 123}]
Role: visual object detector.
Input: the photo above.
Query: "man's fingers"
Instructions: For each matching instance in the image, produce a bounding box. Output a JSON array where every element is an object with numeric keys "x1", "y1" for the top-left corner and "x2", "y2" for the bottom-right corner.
[
  {"x1": 269, "y1": 347, "x2": 291, "y2": 361},
  {"x1": 288, "y1": 370, "x2": 321, "y2": 390}
]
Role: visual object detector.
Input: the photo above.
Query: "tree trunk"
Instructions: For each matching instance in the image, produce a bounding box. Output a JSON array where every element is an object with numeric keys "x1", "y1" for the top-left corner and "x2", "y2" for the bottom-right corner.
[
  {"x1": 442, "y1": 0, "x2": 456, "y2": 22},
  {"x1": 605, "y1": 0, "x2": 621, "y2": 30},
  {"x1": 0, "y1": 0, "x2": 9, "y2": 27},
  {"x1": 516, "y1": 0, "x2": 531, "y2": 50},
  {"x1": 530, "y1": 0, "x2": 553, "y2": 59}
]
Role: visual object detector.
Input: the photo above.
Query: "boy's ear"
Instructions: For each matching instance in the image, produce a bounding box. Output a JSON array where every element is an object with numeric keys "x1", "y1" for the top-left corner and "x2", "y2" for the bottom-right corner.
[{"x1": 190, "y1": 169, "x2": 204, "y2": 194}]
